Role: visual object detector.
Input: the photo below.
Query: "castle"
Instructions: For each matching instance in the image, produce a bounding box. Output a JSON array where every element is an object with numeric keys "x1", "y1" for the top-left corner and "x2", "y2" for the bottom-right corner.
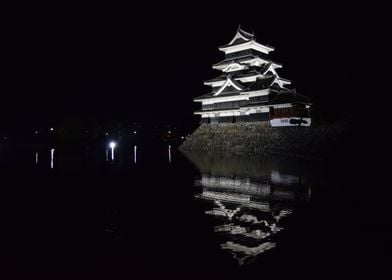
[{"x1": 194, "y1": 26, "x2": 311, "y2": 127}]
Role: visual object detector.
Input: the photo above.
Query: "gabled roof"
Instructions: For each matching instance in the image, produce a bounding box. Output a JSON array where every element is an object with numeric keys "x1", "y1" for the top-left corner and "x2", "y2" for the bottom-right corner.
[
  {"x1": 259, "y1": 62, "x2": 272, "y2": 74},
  {"x1": 218, "y1": 27, "x2": 275, "y2": 54},
  {"x1": 222, "y1": 62, "x2": 248, "y2": 72},
  {"x1": 214, "y1": 76, "x2": 245, "y2": 96},
  {"x1": 213, "y1": 58, "x2": 237, "y2": 68},
  {"x1": 213, "y1": 55, "x2": 281, "y2": 69},
  {"x1": 224, "y1": 65, "x2": 259, "y2": 76},
  {"x1": 220, "y1": 26, "x2": 255, "y2": 48},
  {"x1": 194, "y1": 76, "x2": 246, "y2": 101},
  {"x1": 236, "y1": 26, "x2": 255, "y2": 40},
  {"x1": 277, "y1": 77, "x2": 291, "y2": 83}
]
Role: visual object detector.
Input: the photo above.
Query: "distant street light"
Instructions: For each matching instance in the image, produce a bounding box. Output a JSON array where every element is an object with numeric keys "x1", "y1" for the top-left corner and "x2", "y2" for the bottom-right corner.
[
  {"x1": 50, "y1": 128, "x2": 54, "y2": 131},
  {"x1": 109, "y1": 141, "x2": 116, "y2": 160}
]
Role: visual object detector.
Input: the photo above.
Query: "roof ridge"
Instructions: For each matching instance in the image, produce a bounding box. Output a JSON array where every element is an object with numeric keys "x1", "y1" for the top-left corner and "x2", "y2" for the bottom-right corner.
[{"x1": 237, "y1": 25, "x2": 255, "y2": 40}]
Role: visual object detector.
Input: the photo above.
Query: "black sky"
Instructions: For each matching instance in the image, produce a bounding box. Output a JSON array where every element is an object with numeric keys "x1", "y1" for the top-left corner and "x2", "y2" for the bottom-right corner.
[{"x1": 0, "y1": 1, "x2": 358, "y2": 133}]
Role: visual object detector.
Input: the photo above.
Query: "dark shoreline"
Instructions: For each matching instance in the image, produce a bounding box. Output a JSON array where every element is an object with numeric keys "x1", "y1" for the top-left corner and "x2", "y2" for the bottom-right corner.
[{"x1": 180, "y1": 122, "x2": 352, "y2": 161}]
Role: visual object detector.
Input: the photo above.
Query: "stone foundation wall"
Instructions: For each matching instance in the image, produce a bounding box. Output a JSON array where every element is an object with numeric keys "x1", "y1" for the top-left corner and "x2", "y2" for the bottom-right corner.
[{"x1": 180, "y1": 122, "x2": 349, "y2": 160}]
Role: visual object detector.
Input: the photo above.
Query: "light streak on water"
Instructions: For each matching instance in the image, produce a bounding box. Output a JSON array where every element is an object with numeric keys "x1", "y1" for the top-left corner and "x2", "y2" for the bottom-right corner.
[
  {"x1": 134, "y1": 145, "x2": 137, "y2": 164},
  {"x1": 109, "y1": 142, "x2": 116, "y2": 160},
  {"x1": 50, "y1": 148, "x2": 55, "y2": 169}
]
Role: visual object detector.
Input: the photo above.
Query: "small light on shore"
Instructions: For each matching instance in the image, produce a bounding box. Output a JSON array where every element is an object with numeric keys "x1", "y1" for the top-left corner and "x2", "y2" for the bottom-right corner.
[
  {"x1": 133, "y1": 131, "x2": 137, "y2": 134},
  {"x1": 50, "y1": 128, "x2": 54, "y2": 131}
]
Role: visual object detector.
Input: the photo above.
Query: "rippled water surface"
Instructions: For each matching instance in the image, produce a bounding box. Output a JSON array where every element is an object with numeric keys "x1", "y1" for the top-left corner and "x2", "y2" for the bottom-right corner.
[{"x1": 0, "y1": 145, "x2": 388, "y2": 279}]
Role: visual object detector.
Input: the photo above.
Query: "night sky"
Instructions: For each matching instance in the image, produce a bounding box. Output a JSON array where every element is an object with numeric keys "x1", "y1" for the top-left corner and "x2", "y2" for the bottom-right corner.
[{"x1": 1, "y1": 1, "x2": 358, "y2": 135}]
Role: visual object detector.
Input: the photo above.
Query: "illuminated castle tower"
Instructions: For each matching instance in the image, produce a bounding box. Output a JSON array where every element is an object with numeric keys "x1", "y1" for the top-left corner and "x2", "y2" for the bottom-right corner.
[{"x1": 194, "y1": 26, "x2": 311, "y2": 127}]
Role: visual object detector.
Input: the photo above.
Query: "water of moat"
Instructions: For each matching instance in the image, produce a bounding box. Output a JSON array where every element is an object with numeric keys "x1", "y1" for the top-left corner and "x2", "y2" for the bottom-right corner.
[{"x1": 0, "y1": 144, "x2": 386, "y2": 279}]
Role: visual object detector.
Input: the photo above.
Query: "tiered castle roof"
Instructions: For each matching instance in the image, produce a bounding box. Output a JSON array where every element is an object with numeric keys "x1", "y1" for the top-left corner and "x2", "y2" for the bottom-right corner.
[{"x1": 195, "y1": 26, "x2": 296, "y2": 102}]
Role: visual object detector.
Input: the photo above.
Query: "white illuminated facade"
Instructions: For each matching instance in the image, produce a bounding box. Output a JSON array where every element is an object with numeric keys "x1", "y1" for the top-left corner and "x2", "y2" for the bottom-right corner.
[{"x1": 194, "y1": 26, "x2": 311, "y2": 127}]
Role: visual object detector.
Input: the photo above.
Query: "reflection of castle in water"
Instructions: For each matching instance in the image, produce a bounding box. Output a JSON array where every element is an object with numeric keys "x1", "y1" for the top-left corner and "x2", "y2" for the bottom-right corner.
[{"x1": 185, "y1": 152, "x2": 312, "y2": 266}]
